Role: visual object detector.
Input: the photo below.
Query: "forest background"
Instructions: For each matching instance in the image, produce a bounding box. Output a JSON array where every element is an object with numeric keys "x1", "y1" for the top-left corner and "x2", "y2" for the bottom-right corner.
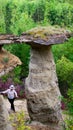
[{"x1": 0, "y1": 0, "x2": 73, "y2": 100}]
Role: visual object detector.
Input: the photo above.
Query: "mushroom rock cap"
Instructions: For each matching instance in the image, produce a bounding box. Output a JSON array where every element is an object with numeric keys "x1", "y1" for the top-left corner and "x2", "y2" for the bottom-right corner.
[
  {"x1": 0, "y1": 49, "x2": 22, "y2": 77},
  {"x1": 0, "y1": 26, "x2": 72, "y2": 47},
  {"x1": 20, "y1": 26, "x2": 72, "y2": 47},
  {"x1": 0, "y1": 34, "x2": 19, "y2": 45}
]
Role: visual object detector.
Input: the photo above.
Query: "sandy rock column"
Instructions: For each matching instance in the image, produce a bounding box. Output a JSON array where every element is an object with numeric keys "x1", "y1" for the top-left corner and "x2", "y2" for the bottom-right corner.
[{"x1": 25, "y1": 46, "x2": 64, "y2": 130}]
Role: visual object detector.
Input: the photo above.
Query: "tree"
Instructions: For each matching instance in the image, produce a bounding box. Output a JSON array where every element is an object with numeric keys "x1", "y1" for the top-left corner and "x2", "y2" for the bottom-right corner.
[{"x1": 56, "y1": 56, "x2": 73, "y2": 97}]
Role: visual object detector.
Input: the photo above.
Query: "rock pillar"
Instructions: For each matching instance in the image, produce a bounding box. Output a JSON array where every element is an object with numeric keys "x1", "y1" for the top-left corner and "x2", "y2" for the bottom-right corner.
[
  {"x1": 25, "y1": 46, "x2": 65, "y2": 130},
  {"x1": 0, "y1": 95, "x2": 13, "y2": 130}
]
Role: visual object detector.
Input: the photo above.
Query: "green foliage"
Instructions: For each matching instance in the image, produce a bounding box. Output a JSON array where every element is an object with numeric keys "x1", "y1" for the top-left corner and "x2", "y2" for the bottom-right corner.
[
  {"x1": 9, "y1": 111, "x2": 31, "y2": 130},
  {"x1": 12, "y1": 66, "x2": 22, "y2": 84},
  {"x1": 1, "y1": 66, "x2": 22, "y2": 85},
  {"x1": 5, "y1": 0, "x2": 12, "y2": 33},
  {"x1": 4, "y1": 43, "x2": 30, "y2": 79},
  {"x1": 65, "y1": 117, "x2": 73, "y2": 130},
  {"x1": 13, "y1": 66, "x2": 21, "y2": 78},
  {"x1": 0, "y1": 0, "x2": 6, "y2": 33},
  {"x1": 52, "y1": 38, "x2": 73, "y2": 63},
  {"x1": 47, "y1": 2, "x2": 73, "y2": 26},
  {"x1": 9, "y1": 44, "x2": 30, "y2": 78},
  {"x1": 31, "y1": 0, "x2": 46, "y2": 22},
  {"x1": 2, "y1": 56, "x2": 9, "y2": 63},
  {"x1": 67, "y1": 89, "x2": 73, "y2": 115},
  {"x1": 0, "y1": 0, "x2": 73, "y2": 35},
  {"x1": 64, "y1": 89, "x2": 73, "y2": 130},
  {"x1": 13, "y1": 77, "x2": 21, "y2": 85},
  {"x1": 6, "y1": 0, "x2": 37, "y2": 35},
  {"x1": 1, "y1": 74, "x2": 9, "y2": 83},
  {"x1": 19, "y1": 90, "x2": 24, "y2": 97},
  {"x1": 56, "y1": 56, "x2": 73, "y2": 96}
]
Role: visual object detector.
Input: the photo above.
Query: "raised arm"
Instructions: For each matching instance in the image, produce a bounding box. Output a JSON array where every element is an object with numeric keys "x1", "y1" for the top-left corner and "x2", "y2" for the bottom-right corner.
[{"x1": 0, "y1": 89, "x2": 9, "y2": 94}]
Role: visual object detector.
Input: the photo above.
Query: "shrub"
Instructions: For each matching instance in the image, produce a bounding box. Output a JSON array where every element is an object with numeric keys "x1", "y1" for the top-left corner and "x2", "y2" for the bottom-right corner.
[
  {"x1": 52, "y1": 38, "x2": 73, "y2": 63},
  {"x1": 65, "y1": 117, "x2": 73, "y2": 130},
  {"x1": 64, "y1": 89, "x2": 73, "y2": 130},
  {"x1": 2, "y1": 57, "x2": 9, "y2": 63},
  {"x1": 9, "y1": 111, "x2": 31, "y2": 130},
  {"x1": 56, "y1": 56, "x2": 73, "y2": 97},
  {"x1": 66, "y1": 89, "x2": 73, "y2": 115}
]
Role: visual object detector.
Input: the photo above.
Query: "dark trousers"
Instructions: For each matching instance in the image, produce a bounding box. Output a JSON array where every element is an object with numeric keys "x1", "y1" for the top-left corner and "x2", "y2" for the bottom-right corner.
[{"x1": 8, "y1": 98, "x2": 15, "y2": 112}]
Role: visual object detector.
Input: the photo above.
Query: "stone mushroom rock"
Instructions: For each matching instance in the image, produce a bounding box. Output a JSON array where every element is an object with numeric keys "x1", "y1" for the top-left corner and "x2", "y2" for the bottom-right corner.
[
  {"x1": 21, "y1": 26, "x2": 72, "y2": 130},
  {"x1": 0, "y1": 26, "x2": 72, "y2": 130}
]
